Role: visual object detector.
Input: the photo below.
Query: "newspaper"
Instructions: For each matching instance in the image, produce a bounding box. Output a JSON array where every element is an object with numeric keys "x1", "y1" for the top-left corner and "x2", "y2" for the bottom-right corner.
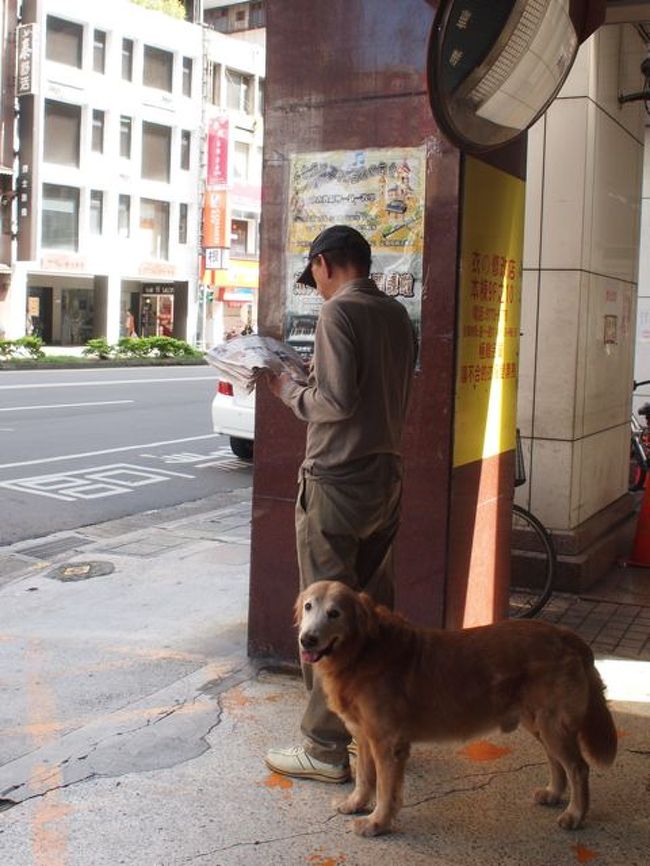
[{"x1": 205, "y1": 335, "x2": 309, "y2": 393}]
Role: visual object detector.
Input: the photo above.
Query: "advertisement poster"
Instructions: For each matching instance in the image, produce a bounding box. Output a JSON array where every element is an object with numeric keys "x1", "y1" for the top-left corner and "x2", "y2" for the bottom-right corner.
[
  {"x1": 285, "y1": 147, "x2": 426, "y2": 354},
  {"x1": 203, "y1": 189, "x2": 229, "y2": 248},
  {"x1": 453, "y1": 156, "x2": 525, "y2": 468},
  {"x1": 206, "y1": 115, "x2": 229, "y2": 187}
]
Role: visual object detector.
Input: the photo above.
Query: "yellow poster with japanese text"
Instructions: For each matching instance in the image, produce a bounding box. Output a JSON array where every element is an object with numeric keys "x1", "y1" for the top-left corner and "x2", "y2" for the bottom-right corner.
[{"x1": 453, "y1": 157, "x2": 525, "y2": 468}]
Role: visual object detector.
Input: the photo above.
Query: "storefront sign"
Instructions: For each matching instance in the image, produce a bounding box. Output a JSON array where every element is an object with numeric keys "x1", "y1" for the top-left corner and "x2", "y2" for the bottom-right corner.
[
  {"x1": 205, "y1": 247, "x2": 229, "y2": 270},
  {"x1": 142, "y1": 283, "x2": 174, "y2": 295},
  {"x1": 203, "y1": 189, "x2": 229, "y2": 248},
  {"x1": 41, "y1": 253, "x2": 88, "y2": 273},
  {"x1": 207, "y1": 115, "x2": 230, "y2": 187},
  {"x1": 286, "y1": 147, "x2": 426, "y2": 334},
  {"x1": 453, "y1": 156, "x2": 525, "y2": 468},
  {"x1": 138, "y1": 261, "x2": 176, "y2": 279},
  {"x1": 203, "y1": 257, "x2": 258, "y2": 289},
  {"x1": 16, "y1": 24, "x2": 39, "y2": 97}
]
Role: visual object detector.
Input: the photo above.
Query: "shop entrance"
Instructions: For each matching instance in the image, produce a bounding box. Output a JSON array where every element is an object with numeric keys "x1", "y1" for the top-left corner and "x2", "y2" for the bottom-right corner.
[
  {"x1": 140, "y1": 287, "x2": 174, "y2": 338},
  {"x1": 26, "y1": 287, "x2": 53, "y2": 343},
  {"x1": 61, "y1": 288, "x2": 94, "y2": 345}
]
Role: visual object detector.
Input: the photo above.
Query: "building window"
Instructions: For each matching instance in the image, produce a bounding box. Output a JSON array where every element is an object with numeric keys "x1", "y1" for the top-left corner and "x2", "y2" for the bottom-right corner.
[
  {"x1": 118, "y1": 194, "x2": 131, "y2": 238},
  {"x1": 93, "y1": 29, "x2": 106, "y2": 73},
  {"x1": 141, "y1": 122, "x2": 171, "y2": 181},
  {"x1": 120, "y1": 116, "x2": 132, "y2": 159},
  {"x1": 180, "y1": 130, "x2": 191, "y2": 170},
  {"x1": 42, "y1": 184, "x2": 79, "y2": 251},
  {"x1": 250, "y1": 1, "x2": 265, "y2": 28},
  {"x1": 179, "y1": 203, "x2": 188, "y2": 245},
  {"x1": 43, "y1": 100, "x2": 80, "y2": 166},
  {"x1": 182, "y1": 57, "x2": 193, "y2": 97},
  {"x1": 230, "y1": 218, "x2": 248, "y2": 255},
  {"x1": 233, "y1": 142, "x2": 249, "y2": 182},
  {"x1": 122, "y1": 38, "x2": 134, "y2": 81},
  {"x1": 209, "y1": 62, "x2": 221, "y2": 105},
  {"x1": 258, "y1": 78, "x2": 265, "y2": 114},
  {"x1": 226, "y1": 69, "x2": 252, "y2": 113},
  {"x1": 143, "y1": 45, "x2": 173, "y2": 92},
  {"x1": 140, "y1": 198, "x2": 170, "y2": 259},
  {"x1": 90, "y1": 190, "x2": 103, "y2": 235},
  {"x1": 92, "y1": 109, "x2": 105, "y2": 153},
  {"x1": 46, "y1": 16, "x2": 82, "y2": 68}
]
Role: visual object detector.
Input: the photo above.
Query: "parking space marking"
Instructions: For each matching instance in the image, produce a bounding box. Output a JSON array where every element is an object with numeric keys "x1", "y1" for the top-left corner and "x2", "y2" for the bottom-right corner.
[
  {"x1": 0, "y1": 433, "x2": 220, "y2": 470},
  {"x1": 0, "y1": 401, "x2": 134, "y2": 412},
  {"x1": 0, "y1": 463, "x2": 195, "y2": 502},
  {"x1": 142, "y1": 447, "x2": 252, "y2": 473}
]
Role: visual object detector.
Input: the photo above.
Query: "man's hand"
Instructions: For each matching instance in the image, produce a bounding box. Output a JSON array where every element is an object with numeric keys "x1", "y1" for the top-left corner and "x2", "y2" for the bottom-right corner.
[{"x1": 266, "y1": 371, "x2": 294, "y2": 400}]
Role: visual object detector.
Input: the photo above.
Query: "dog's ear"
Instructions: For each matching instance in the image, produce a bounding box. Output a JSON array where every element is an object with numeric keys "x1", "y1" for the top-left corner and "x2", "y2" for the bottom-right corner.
[
  {"x1": 354, "y1": 591, "x2": 379, "y2": 639},
  {"x1": 294, "y1": 590, "x2": 305, "y2": 627}
]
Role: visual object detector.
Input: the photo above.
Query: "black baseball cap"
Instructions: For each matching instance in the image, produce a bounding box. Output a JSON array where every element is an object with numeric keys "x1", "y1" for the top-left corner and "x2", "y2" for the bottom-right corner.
[{"x1": 297, "y1": 225, "x2": 371, "y2": 288}]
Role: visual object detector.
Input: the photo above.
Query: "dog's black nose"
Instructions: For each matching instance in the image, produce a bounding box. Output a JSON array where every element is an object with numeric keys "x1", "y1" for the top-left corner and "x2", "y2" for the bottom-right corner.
[{"x1": 300, "y1": 632, "x2": 318, "y2": 649}]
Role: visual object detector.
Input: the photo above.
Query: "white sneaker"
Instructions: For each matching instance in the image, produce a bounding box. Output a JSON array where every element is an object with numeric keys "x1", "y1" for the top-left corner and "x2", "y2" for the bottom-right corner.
[{"x1": 265, "y1": 746, "x2": 350, "y2": 783}]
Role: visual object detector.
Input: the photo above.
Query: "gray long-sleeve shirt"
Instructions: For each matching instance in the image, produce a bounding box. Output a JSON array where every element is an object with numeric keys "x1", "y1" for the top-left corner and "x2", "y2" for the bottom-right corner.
[{"x1": 280, "y1": 278, "x2": 416, "y2": 476}]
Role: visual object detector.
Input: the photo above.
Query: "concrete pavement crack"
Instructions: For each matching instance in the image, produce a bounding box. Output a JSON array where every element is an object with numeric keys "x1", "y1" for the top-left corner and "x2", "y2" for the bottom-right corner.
[
  {"x1": 181, "y1": 828, "x2": 329, "y2": 862},
  {"x1": 0, "y1": 774, "x2": 97, "y2": 811},
  {"x1": 404, "y1": 761, "x2": 546, "y2": 810}
]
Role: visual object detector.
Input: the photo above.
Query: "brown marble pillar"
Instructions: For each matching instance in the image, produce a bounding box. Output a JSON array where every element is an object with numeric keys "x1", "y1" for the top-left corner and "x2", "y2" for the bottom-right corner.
[{"x1": 247, "y1": 0, "x2": 525, "y2": 661}]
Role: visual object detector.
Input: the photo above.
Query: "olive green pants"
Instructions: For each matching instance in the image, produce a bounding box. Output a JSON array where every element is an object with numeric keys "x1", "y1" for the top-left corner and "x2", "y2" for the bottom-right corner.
[{"x1": 296, "y1": 455, "x2": 402, "y2": 764}]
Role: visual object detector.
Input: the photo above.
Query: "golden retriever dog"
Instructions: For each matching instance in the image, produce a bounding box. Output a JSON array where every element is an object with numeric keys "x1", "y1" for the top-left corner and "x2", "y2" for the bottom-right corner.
[{"x1": 296, "y1": 580, "x2": 617, "y2": 838}]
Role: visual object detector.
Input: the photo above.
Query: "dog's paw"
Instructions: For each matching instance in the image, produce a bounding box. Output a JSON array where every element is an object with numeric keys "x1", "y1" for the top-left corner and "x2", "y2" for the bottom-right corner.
[
  {"x1": 332, "y1": 794, "x2": 367, "y2": 815},
  {"x1": 533, "y1": 787, "x2": 562, "y2": 807},
  {"x1": 352, "y1": 816, "x2": 389, "y2": 837},
  {"x1": 557, "y1": 809, "x2": 583, "y2": 830}
]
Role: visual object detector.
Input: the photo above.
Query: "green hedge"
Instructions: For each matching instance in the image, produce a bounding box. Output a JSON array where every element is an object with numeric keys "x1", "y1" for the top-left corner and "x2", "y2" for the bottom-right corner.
[
  {"x1": 0, "y1": 336, "x2": 45, "y2": 359},
  {"x1": 83, "y1": 336, "x2": 201, "y2": 360}
]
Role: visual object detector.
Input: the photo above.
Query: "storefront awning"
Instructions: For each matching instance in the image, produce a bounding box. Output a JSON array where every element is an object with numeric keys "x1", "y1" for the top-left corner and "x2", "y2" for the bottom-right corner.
[{"x1": 201, "y1": 257, "x2": 259, "y2": 289}]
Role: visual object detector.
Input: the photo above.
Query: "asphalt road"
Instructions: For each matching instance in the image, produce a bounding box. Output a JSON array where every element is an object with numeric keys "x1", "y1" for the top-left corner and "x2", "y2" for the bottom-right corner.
[{"x1": 0, "y1": 366, "x2": 253, "y2": 545}]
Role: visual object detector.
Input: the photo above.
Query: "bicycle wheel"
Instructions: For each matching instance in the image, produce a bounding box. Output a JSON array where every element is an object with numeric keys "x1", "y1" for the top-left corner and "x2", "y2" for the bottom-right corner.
[{"x1": 509, "y1": 504, "x2": 556, "y2": 618}]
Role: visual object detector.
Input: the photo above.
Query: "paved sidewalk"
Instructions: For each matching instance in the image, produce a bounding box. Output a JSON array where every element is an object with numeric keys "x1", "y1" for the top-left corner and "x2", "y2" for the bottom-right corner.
[{"x1": 0, "y1": 493, "x2": 648, "y2": 866}]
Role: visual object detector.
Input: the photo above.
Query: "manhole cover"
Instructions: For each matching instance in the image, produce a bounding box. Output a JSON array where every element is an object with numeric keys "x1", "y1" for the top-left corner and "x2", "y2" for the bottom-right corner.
[{"x1": 48, "y1": 561, "x2": 115, "y2": 582}]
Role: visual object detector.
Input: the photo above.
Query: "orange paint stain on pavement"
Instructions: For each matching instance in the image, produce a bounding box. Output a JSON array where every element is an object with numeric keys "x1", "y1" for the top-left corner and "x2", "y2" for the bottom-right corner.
[
  {"x1": 26, "y1": 640, "x2": 70, "y2": 866},
  {"x1": 572, "y1": 843, "x2": 599, "y2": 863},
  {"x1": 263, "y1": 772, "x2": 293, "y2": 790},
  {"x1": 222, "y1": 686, "x2": 252, "y2": 709},
  {"x1": 307, "y1": 851, "x2": 347, "y2": 866},
  {"x1": 457, "y1": 740, "x2": 512, "y2": 762}
]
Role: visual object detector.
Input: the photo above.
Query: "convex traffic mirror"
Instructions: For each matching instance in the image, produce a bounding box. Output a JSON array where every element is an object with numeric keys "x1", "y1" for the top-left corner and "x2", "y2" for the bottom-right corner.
[{"x1": 428, "y1": 0, "x2": 579, "y2": 151}]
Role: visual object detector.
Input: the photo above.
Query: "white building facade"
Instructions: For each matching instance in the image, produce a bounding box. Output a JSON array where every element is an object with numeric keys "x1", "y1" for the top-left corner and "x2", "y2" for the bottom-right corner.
[{"x1": 4, "y1": 0, "x2": 203, "y2": 344}]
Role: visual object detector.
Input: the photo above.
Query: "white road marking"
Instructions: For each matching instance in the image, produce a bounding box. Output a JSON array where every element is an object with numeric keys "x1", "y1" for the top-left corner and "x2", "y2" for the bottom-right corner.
[
  {"x1": 0, "y1": 433, "x2": 220, "y2": 470},
  {"x1": 0, "y1": 376, "x2": 215, "y2": 390},
  {"x1": 0, "y1": 400, "x2": 134, "y2": 412},
  {"x1": 0, "y1": 463, "x2": 195, "y2": 502}
]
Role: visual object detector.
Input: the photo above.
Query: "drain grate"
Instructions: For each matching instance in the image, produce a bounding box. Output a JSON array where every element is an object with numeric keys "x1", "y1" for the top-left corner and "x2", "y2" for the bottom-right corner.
[{"x1": 18, "y1": 535, "x2": 92, "y2": 560}]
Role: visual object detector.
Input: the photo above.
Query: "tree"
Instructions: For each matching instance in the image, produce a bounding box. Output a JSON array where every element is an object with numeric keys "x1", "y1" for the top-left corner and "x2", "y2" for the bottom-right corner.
[{"x1": 129, "y1": 0, "x2": 186, "y2": 20}]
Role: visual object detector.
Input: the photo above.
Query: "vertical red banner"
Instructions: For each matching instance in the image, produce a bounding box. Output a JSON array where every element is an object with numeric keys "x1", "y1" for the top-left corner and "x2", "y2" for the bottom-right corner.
[
  {"x1": 207, "y1": 115, "x2": 229, "y2": 187},
  {"x1": 203, "y1": 189, "x2": 229, "y2": 248}
]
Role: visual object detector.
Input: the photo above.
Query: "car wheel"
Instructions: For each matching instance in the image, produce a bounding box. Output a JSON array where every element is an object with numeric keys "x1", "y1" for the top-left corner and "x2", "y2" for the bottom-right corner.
[{"x1": 230, "y1": 436, "x2": 254, "y2": 460}]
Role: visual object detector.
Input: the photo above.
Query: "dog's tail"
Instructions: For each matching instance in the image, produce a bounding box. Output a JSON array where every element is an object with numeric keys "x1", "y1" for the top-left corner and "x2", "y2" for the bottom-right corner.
[{"x1": 579, "y1": 664, "x2": 617, "y2": 768}]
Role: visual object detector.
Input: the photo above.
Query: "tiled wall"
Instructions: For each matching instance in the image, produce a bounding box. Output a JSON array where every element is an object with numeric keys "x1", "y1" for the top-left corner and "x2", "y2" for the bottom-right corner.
[{"x1": 519, "y1": 24, "x2": 645, "y2": 532}]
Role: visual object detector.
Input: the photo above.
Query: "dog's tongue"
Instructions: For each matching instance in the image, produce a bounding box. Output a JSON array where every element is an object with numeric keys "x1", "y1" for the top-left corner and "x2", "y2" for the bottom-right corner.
[{"x1": 301, "y1": 649, "x2": 321, "y2": 664}]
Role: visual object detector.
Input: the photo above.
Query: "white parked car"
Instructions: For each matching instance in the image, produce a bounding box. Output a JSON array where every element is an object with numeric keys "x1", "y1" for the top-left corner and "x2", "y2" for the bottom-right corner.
[{"x1": 211, "y1": 380, "x2": 255, "y2": 460}]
